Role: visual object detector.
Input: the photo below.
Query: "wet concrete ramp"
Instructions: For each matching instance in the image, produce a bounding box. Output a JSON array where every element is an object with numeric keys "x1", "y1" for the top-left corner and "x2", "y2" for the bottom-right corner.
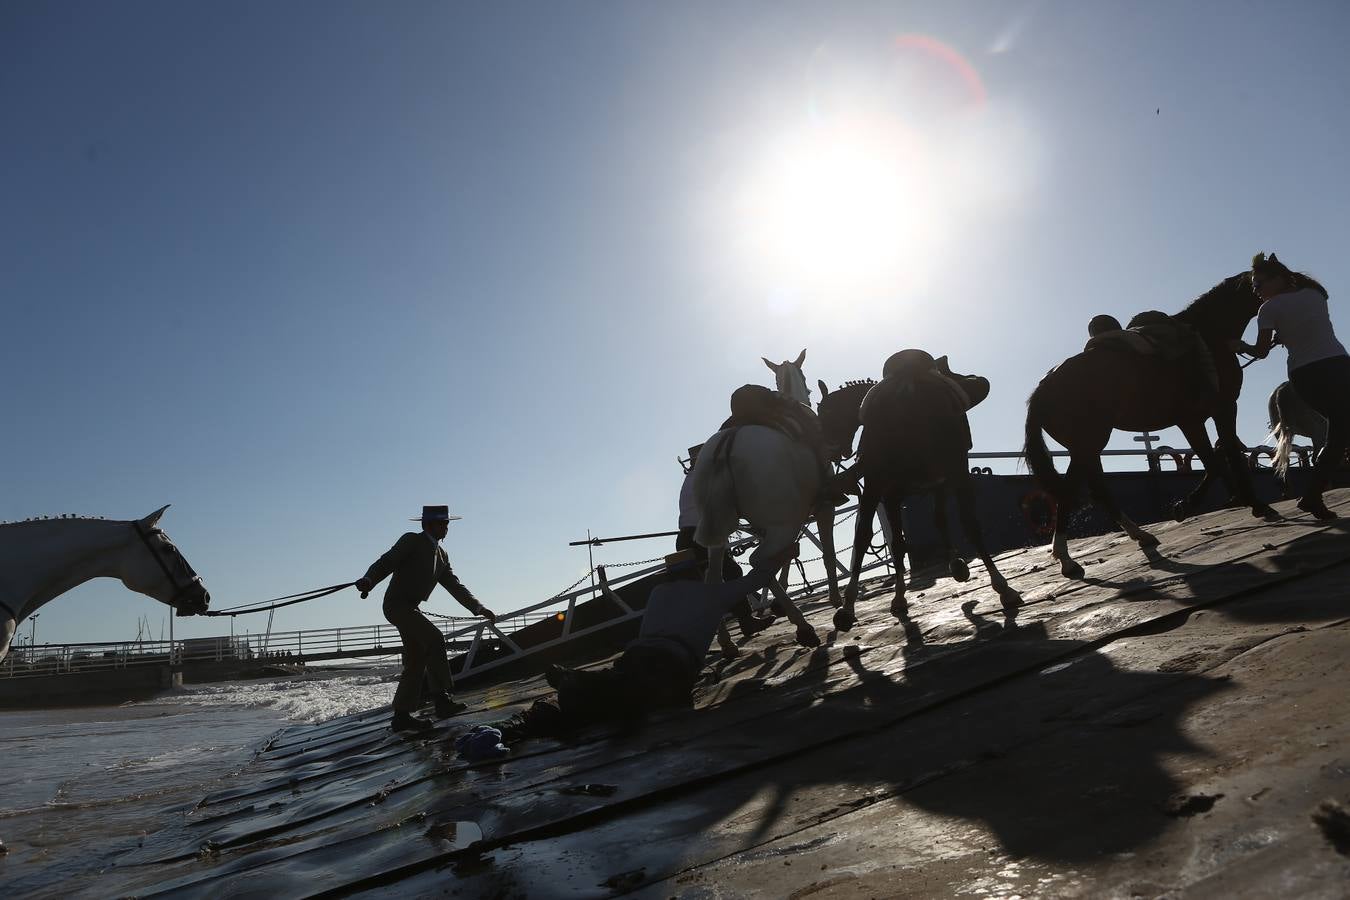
[{"x1": 80, "y1": 492, "x2": 1350, "y2": 897}]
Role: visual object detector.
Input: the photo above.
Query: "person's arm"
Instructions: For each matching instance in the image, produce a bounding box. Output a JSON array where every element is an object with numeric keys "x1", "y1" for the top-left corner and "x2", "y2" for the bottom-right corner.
[
  {"x1": 1250, "y1": 328, "x2": 1276, "y2": 359},
  {"x1": 355, "y1": 533, "x2": 416, "y2": 595},
  {"x1": 438, "y1": 559, "x2": 496, "y2": 621}
]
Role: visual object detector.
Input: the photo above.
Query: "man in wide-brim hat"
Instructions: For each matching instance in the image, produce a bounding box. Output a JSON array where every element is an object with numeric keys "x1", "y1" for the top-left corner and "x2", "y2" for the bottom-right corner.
[{"x1": 356, "y1": 505, "x2": 497, "y2": 732}]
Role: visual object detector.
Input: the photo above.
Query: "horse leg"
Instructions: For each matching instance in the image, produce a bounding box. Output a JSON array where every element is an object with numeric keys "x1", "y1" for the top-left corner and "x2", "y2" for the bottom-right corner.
[
  {"x1": 1081, "y1": 454, "x2": 1159, "y2": 549},
  {"x1": 1173, "y1": 421, "x2": 1225, "y2": 521},
  {"x1": 1213, "y1": 400, "x2": 1276, "y2": 518},
  {"x1": 933, "y1": 487, "x2": 969, "y2": 582},
  {"x1": 836, "y1": 492, "x2": 879, "y2": 631},
  {"x1": 704, "y1": 543, "x2": 739, "y2": 658},
  {"x1": 814, "y1": 502, "x2": 843, "y2": 608},
  {"x1": 1049, "y1": 459, "x2": 1087, "y2": 579},
  {"x1": 756, "y1": 527, "x2": 819, "y2": 648},
  {"x1": 881, "y1": 492, "x2": 909, "y2": 620},
  {"x1": 953, "y1": 473, "x2": 1022, "y2": 612}
]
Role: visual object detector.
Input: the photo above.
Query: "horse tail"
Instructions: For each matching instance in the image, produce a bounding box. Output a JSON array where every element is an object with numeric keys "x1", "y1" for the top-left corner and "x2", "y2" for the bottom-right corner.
[
  {"x1": 1267, "y1": 384, "x2": 1293, "y2": 483},
  {"x1": 692, "y1": 429, "x2": 740, "y2": 548},
  {"x1": 1023, "y1": 380, "x2": 1067, "y2": 498}
]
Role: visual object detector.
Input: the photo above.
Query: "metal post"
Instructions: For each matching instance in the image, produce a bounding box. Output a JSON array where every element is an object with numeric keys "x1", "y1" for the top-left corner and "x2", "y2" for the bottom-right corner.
[{"x1": 587, "y1": 529, "x2": 596, "y2": 596}]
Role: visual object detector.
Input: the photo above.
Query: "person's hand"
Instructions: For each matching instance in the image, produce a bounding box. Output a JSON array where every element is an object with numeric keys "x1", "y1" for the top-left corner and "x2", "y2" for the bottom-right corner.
[
  {"x1": 479, "y1": 607, "x2": 497, "y2": 623},
  {"x1": 355, "y1": 577, "x2": 373, "y2": 598}
]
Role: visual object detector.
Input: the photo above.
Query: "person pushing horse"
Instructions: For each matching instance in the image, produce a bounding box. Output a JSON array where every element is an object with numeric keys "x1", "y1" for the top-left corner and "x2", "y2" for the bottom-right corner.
[
  {"x1": 355, "y1": 505, "x2": 498, "y2": 732},
  {"x1": 1243, "y1": 253, "x2": 1347, "y2": 519}
]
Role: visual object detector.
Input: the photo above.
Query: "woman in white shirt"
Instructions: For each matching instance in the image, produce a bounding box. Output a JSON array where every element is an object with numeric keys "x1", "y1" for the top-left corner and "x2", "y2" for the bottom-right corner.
[{"x1": 1247, "y1": 252, "x2": 1347, "y2": 519}]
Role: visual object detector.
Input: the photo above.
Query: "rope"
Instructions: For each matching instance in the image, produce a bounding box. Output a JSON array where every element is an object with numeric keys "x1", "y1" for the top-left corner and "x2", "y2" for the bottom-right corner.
[{"x1": 202, "y1": 583, "x2": 355, "y2": 618}]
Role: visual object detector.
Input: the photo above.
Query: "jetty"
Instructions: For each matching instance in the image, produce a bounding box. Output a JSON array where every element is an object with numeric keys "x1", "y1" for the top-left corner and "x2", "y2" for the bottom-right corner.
[{"x1": 24, "y1": 488, "x2": 1344, "y2": 897}]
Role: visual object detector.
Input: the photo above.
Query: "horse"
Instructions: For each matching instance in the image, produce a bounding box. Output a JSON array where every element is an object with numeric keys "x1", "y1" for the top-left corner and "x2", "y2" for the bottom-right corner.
[
  {"x1": 763, "y1": 349, "x2": 811, "y2": 406},
  {"x1": 691, "y1": 425, "x2": 833, "y2": 653},
  {"x1": 1268, "y1": 380, "x2": 1326, "y2": 496},
  {"x1": 817, "y1": 352, "x2": 1022, "y2": 630},
  {"x1": 1023, "y1": 272, "x2": 1272, "y2": 580},
  {"x1": 0, "y1": 506, "x2": 210, "y2": 661}
]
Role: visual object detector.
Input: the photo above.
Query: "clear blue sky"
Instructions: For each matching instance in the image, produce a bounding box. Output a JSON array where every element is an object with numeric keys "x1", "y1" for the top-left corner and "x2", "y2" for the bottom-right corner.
[{"x1": 5, "y1": 1, "x2": 1349, "y2": 645}]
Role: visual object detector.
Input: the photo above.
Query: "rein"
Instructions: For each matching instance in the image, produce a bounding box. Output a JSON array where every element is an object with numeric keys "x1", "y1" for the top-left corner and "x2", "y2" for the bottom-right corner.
[{"x1": 202, "y1": 583, "x2": 355, "y2": 618}]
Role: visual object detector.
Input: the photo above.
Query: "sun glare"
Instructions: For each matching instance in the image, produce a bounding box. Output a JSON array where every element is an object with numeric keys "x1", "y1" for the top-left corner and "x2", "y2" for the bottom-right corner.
[
  {"x1": 745, "y1": 126, "x2": 932, "y2": 293},
  {"x1": 726, "y1": 35, "x2": 1038, "y2": 306}
]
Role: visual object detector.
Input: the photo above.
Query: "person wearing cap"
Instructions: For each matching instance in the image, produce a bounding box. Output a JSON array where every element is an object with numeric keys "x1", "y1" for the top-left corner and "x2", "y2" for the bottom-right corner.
[{"x1": 355, "y1": 505, "x2": 497, "y2": 732}]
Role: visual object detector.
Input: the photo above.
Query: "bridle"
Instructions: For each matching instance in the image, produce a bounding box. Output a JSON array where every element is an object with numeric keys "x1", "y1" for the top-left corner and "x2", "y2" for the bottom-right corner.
[{"x1": 132, "y1": 521, "x2": 205, "y2": 609}]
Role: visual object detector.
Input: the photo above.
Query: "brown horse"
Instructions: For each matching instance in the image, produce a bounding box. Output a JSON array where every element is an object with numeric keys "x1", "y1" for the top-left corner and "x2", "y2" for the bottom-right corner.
[
  {"x1": 818, "y1": 352, "x2": 1022, "y2": 630},
  {"x1": 1024, "y1": 272, "x2": 1273, "y2": 579}
]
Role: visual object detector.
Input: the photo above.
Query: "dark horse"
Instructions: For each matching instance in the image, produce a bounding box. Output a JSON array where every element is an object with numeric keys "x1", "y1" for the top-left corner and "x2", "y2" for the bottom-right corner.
[
  {"x1": 817, "y1": 351, "x2": 1023, "y2": 631},
  {"x1": 1024, "y1": 272, "x2": 1273, "y2": 580}
]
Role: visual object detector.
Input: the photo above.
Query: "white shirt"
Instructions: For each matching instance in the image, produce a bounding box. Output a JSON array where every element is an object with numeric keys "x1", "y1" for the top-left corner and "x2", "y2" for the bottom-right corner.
[
  {"x1": 677, "y1": 472, "x2": 699, "y2": 528},
  {"x1": 1257, "y1": 286, "x2": 1347, "y2": 374}
]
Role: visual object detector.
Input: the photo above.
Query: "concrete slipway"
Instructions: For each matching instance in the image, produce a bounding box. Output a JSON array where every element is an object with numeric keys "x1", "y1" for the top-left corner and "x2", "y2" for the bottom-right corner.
[{"x1": 56, "y1": 493, "x2": 1350, "y2": 898}]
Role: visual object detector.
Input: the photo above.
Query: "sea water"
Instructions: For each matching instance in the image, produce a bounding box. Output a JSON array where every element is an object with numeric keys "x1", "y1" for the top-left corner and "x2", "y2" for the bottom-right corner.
[{"x1": 0, "y1": 664, "x2": 401, "y2": 895}]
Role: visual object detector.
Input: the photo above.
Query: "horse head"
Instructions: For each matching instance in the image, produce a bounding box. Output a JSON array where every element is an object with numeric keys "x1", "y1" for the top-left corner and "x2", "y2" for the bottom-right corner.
[
  {"x1": 123, "y1": 506, "x2": 211, "y2": 617},
  {"x1": 816, "y1": 378, "x2": 874, "y2": 461},
  {"x1": 763, "y1": 349, "x2": 811, "y2": 406}
]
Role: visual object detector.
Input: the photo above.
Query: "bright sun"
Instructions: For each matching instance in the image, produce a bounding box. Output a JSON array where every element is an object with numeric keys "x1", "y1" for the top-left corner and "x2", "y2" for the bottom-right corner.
[{"x1": 743, "y1": 125, "x2": 933, "y2": 294}]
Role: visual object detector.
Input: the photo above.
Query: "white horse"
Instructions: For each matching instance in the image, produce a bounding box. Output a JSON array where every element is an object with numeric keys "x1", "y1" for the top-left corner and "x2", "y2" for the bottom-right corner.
[
  {"x1": 763, "y1": 349, "x2": 811, "y2": 406},
  {"x1": 0, "y1": 506, "x2": 210, "y2": 661},
  {"x1": 692, "y1": 425, "x2": 837, "y2": 654}
]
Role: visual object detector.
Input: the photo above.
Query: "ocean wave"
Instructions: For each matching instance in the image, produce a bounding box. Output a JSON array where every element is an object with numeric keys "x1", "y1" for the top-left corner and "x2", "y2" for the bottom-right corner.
[{"x1": 142, "y1": 667, "x2": 399, "y2": 724}]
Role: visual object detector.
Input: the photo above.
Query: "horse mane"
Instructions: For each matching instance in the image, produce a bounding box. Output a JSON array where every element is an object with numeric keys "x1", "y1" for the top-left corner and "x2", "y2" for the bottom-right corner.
[
  {"x1": 0, "y1": 514, "x2": 110, "y2": 527},
  {"x1": 1173, "y1": 272, "x2": 1258, "y2": 338}
]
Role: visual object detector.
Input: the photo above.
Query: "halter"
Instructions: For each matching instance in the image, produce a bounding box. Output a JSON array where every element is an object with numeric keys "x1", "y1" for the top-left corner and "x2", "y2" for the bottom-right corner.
[{"x1": 132, "y1": 521, "x2": 204, "y2": 609}]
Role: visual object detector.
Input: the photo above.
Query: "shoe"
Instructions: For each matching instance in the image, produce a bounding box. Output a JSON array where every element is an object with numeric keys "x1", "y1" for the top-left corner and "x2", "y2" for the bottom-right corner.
[
  {"x1": 391, "y1": 712, "x2": 434, "y2": 732},
  {"x1": 1298, "y1": 495, "x2": 1338, "y2": 520},
  {"x1": 433, "y1": 694, "x2": 470, "y2": 718},
  {"x1": 545, "y1": 664, "x2": 570, "y2": 690}
]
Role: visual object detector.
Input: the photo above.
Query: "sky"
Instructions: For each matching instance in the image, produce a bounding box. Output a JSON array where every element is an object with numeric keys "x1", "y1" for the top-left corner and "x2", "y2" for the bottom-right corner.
[{"x1": 4, "y1": 1, "x2": 1350, "y2": 646}]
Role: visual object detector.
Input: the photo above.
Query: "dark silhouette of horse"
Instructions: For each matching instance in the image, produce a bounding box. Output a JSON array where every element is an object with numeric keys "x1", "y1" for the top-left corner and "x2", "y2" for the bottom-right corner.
[
  {"x1": 817, "y1": 351, "x2": 1022, "y2": 630},
  {"x1": 1268, "y1": 380, "x2": 1326, "y2": 497},
  {"x1": 1024, "y1": 272, "x2": 1273, "y2": 580}
]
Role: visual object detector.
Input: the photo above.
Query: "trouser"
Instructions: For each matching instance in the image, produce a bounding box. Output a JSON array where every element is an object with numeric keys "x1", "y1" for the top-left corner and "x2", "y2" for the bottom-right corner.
[
  {"x1": 1290, "y1": 355, "x2": 1350, "y2": 493},
  {"x1": 384, "y1": 603, "x2": 452, "y2": 713},
  {"x1": 556, "y1": 639, "x2": 699, "y2": 726},
  {"x1": 676, "y1": 527, "x2": 772, "y2": 629}
]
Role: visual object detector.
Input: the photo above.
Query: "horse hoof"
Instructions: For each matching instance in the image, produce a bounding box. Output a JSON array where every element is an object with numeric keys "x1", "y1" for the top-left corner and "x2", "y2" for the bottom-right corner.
[
  {"x1": 1137, "y1": 532, "x2": 1160, "y2": 550},
  {"x1": 795, "y1": 625, "x2": 820, "y2": 648},
  {"x1": 890, "y1": 597, "x2": 909, "y2": 618},
  {"x1": 833, "y1": 610, "x2": 857, "y2": 631},
  {"x1": 950, "y1": 559, "x2": 970, "y2": 582},
  {"x1": 1060, "y1": 559, "x2": 1085, "y2": 580},
  {"x1": 1171, "y1": 500, "x2": 1190, "y2": 522},
  {"x1": 1000, "y1": 590, "x2": 1024, "y2": 611},
  {"x1": 1253, "y1": 503, "x2": 1279, "y2": 520}
]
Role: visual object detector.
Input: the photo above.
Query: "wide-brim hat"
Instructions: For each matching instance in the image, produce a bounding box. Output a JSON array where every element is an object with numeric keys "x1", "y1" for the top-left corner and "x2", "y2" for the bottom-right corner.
[{"x1": 411, "y1": 505, "x2": 462, "y2": 522}]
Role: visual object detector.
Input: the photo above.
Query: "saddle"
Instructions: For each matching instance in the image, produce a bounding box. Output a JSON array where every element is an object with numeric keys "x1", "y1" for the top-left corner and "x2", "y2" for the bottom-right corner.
[
  {"x1": 1084, "y1": 312, "x2": 1220, "y2": 396},
  {"x1": 719, "y1": 384, "x2": 844, "y2": 505}
]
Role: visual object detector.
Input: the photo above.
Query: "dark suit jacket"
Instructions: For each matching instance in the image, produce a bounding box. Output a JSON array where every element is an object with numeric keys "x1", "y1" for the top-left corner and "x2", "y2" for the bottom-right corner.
[{"x1": 362, "y1": 532, "x2": 481, "y2": 613}]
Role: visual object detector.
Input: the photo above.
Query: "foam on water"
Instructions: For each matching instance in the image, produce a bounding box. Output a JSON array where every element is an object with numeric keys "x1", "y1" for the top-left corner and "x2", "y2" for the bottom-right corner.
[{"x1": 144, "y1": 665, "x2": 401, "y2": 724}]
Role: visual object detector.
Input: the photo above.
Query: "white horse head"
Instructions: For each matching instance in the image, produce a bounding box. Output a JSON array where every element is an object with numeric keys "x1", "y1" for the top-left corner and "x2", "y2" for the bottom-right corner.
[
  {"x1": 0, "y1": 506, "x2": 210, "y2": 661},
  {"x1": 762, "y1": 349, "x2": 811, "y2": 406}
]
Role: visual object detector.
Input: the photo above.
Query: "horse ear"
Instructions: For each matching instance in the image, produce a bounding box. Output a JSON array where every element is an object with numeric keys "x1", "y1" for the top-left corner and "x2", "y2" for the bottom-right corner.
[
  {"x1": 818, "y1": 379, "x2": 830, "y2": 398},
  {"x1": 794, "y1": 348, "x2": 806, "y2": 367},
  {"x1": 762, "y1": 357, "x2": 779, "y2": 373},
  {"x1": 936, "y1": 355, "x2": 952, "y2": 374},
  {"x1": 1268, "y1": 253, "x2": 1281, "y2": 265},
  {"x1": 140, "y1": 505, "x2": 170, "y2": 528}
]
